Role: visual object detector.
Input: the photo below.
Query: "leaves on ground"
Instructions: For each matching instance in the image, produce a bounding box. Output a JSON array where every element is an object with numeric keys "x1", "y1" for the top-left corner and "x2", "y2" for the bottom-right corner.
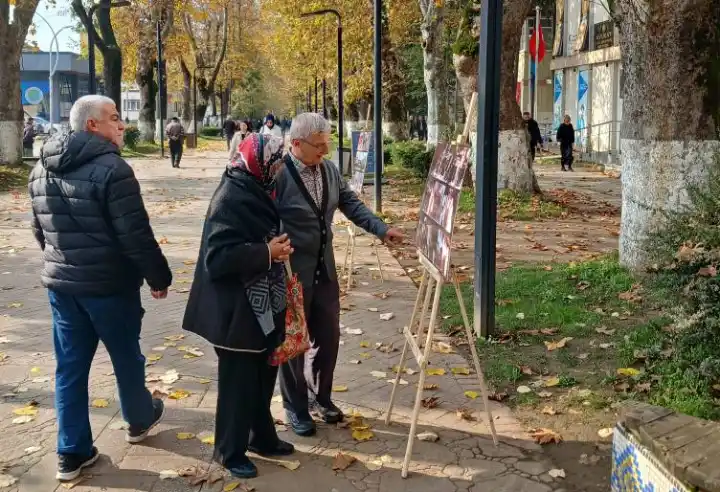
[
  {"x1": 332, "y1": 452, "x2": 357, "y2": 471},
  {"x1": 595, "y1": 326, "x2": 616, "y2": 335},
  {"x1": 164, "y1": 334, "x2": 185, "y2": 341},
  {"x1": 417, "y1": 431, "x2": 439, "y2": 442},
  {"x1": 168, "y1": 389, "x2": 191, "y2": 400},
  {"x1": 516, "y1": 385, "x2": 532, "y2": 394},
  {"x1": 60, "y1": 475, "x2": 92, "y2": 489},
  {"x1": 370, "y1": 371, "x2": 387, "y2": 378},
  {"x1": 617, "y1": 367, "x2": 640, "y2": 377},
  {"x1": 456, "y1": 408, "x2": 476, "y2": 421},
  {"x1": 597, "y1": 427, "x2": 613, "y2": 439},
  {"x1": 544, "y1": 337, "x2": 573, "y2": 351},
  {"x1": 451, "y1": 367, "x2": 471, "y2": 375},
  {"x1": 12, "y1": 415, "x2": 34, "y2": 424},
  {"x1": 421, "y1": 397, "x2": 441, "y2": 408},
  {"x1": 13, "y1": 406, "x2": 38, "y2": 416},
  {"x1": 344, "y1": 327, "x2": 363, "y2": 335},
  {"x1": 176, "y1": 432, "x2": 196, "y2": 440},
  {"x1": 541, "y1": 406, "x2": 558, "y2": 416},
  {"x1": 426, "y1": 368, "x2": 445, "y2": 376},
  {"x1": 464, "y1": 390, "x2": 479, "y2": 399},
  {"x1": 351, "y1": 426, "x2": 375, "y2": 442},
  {"x1": 147, "y1": 354, "x2": 163, "y2": 362},
  {"x1": 529, "y1": 428, "x2": 563, "y2": 445},
  {"x1": 488, "y1": 391, "x2": 508, "y2": 401},
  {"x1": 332, "y1": 385, "x2": 349, "y2": 392},
  {"x1": 379, "y1": 312, "x2": 395, "y2": 321},
  {"x1": 431, "y1": 341, "x2": 454, "y2": 354},
  {"x1": 423, "y1": 383, "x2": 439, "y2": 390},
  {"x1": 91, "y1": 399, "x2": 109, "y2": 408},
  {"x1": 7, "y1": 302, "x2": 22, "y2": 308},
  {"x1": 359, "y1": 341, "x2": 370, "y2": 348},
  {"x1": 549, "y1": 468, "x2": 566, "y2": 479}
]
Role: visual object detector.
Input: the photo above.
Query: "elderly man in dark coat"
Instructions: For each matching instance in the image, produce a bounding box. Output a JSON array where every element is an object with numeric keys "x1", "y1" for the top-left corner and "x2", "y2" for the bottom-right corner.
[{"x1": 277, "y1": 113, "x2": 403, "y2": 436}]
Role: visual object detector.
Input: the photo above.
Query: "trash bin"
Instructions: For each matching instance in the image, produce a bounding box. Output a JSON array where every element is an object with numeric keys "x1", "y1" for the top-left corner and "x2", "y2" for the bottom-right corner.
[{"x1": 186, "y1": 133, "x2": 197, "y2": 149}]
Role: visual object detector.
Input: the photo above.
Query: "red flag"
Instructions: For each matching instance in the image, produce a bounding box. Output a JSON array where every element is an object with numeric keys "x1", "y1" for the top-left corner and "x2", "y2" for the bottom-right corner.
[{"x1": 529, "y1": 27, "x2": 546, "y2": 63}]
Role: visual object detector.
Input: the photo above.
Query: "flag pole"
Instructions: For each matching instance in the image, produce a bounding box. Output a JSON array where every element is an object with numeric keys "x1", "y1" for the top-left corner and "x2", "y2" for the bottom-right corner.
[{"x1": 533, "y1": 6, "x2": 541, "y2": 119}]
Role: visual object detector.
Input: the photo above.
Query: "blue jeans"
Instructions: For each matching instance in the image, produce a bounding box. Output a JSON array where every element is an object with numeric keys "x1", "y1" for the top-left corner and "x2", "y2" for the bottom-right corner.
[{"x1": 49, "y1": 289, "x2": 155, "y2": 456}]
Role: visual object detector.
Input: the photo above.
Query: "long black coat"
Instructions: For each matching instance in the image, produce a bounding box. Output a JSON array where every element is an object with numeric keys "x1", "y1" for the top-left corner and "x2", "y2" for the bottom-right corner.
[{"x1": 183, "y1": 167, "x2": 285, "y2": 352}]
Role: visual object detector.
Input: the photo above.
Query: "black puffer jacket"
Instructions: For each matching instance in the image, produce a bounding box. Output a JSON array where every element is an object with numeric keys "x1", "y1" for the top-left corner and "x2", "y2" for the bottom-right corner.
[{"x1": 28, "y1": 131, "x2": 172, "y2": 296}]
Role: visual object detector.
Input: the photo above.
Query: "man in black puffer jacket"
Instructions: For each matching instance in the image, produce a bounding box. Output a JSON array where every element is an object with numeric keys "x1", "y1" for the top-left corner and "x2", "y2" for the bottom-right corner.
[{"x1": 28, "y1": 95, "x2": 172, "y2": 482}]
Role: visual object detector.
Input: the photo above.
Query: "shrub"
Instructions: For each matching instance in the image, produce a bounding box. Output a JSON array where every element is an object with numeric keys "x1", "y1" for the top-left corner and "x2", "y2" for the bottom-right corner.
[
  {"x1": 389, "y1": 140, "x2": 434, "y2": 177},
  {"x1": 200, "y1": 127, "x2": 223, "y2": 137},
  {"x1": 123, "y1": 125, "x2": 140, "y2": 149}
]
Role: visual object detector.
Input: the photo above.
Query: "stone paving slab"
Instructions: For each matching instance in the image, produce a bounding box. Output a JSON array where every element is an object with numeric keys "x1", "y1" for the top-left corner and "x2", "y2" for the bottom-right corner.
[{"x1": 0, "y1": 152, "x2": 565, "y2": 491}]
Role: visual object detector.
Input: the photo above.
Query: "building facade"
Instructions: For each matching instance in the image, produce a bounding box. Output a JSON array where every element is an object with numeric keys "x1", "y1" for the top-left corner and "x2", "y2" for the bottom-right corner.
[
  {"x1": 21, "y1": 51, "x2": 89, "y2": 124},
  {"x1": 550, "y1": 0, "x2": 622, "y2": 167},
  {"x1": 120, "y1": 84, "x2": 183, "y2": 124}
]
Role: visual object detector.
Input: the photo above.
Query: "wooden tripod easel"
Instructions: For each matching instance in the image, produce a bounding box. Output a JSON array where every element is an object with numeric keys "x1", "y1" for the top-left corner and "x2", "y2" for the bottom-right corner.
[
  {"x1": 340, "y1": 104, "x2": 385, "y2": 292},
  {"x1": 385, "y1": 254, "x2": 498, "y2": 478}
]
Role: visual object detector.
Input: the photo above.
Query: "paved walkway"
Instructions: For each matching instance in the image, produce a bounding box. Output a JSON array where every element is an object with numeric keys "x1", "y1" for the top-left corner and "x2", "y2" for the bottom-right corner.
[{"x1": 0, "y1": 152, "x2": 565, "y2": 491}]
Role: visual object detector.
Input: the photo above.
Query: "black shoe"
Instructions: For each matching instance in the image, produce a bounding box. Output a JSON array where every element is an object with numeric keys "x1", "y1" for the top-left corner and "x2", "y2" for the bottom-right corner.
[
  {"x1": 248, "y1": 440, "x2": 295, "y2": 457},
  {"x1": 285, "y1": 409, "x2": 316, "y2": 437},
  {"x1": 228, "y1": 456, "x2": 258, "y2": 479},
  {"x1": 126, "y1": 398, "x2": 165, "y2": 443},
  {"x1": 56, "y1": 447, "x2": 99, "y2": 481},
  {"x1": 311, "y1": 402, "x2": 344, "y2": 424}
]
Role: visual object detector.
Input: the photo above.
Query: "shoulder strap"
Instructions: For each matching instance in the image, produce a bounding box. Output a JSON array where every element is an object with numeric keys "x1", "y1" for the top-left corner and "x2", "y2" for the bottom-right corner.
[{"x1": 284, "y1": 156, "x2": 322, "y2": 217}]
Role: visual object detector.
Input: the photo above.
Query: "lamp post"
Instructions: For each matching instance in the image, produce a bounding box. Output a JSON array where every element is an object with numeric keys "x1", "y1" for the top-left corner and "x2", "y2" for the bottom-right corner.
[
  {"x1": 87, "y1": 1, "x2": 131, "y2": 95},
  {"x1": 156, "y1": 20, "x2": 165, "y2": 157},
  {"x1": 474, "y1": 0, "x2": 503, "y2": 338},
  {"x1": 193, "y1": 65, "x2": 213, "y2": 137},
  {"x1": 299, "y1": 9, "x2": 343, "y2": 174},
  {"x1": 373, "y1": 0, "x2": 382, "y2": 212},
  {"x1": 33, "y1": 11, "x2": 73, "y2": 127}
]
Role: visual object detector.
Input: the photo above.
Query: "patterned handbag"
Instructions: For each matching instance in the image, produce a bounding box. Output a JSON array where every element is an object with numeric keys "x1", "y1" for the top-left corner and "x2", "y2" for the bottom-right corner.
[{"x1": 269, "y1": 261, "x2": 310, "y2": 366}]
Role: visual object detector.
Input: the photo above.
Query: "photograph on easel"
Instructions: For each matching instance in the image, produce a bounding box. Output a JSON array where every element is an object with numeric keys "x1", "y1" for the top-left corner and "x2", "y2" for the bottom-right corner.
[
  {"x1": 416, "y1": 143, "x2": 470, "y2": 280},
  {"x1": 349, "y1": 132, "x2": 371, "y2": 194}
]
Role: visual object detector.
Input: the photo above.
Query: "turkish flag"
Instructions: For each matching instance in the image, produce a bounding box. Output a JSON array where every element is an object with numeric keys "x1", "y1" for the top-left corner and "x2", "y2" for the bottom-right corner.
[{"x1": 529, "y1": 27, "x2": 546, "y2": 63}]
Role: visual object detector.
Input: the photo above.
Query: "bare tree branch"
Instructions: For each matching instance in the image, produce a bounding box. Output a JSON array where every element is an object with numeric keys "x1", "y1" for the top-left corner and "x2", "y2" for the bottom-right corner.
[
  {"x1": 207, "y1": 5, "x2": 228, "y2": 90},
  {"x1": 71, "y1": 0, "x2": 109, "y2": 53}
]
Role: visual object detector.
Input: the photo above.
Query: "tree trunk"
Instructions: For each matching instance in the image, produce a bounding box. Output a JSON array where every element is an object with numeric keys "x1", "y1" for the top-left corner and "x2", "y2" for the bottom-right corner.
[
  {"x1": 453, "y1": 54, "x2": 477, "y2": 115},
  {"x1": 0, "y1": 0, "x2": 40, "y2": 165},
  {"x1": 617, "y1": 0, "x2": 720, "y2": 269},
  {"x1": 136, "y1": 42, "x2": 156, "y2": 141},
  {"x1": 180, "y1": 58, "x2": 192, "y2": 130},
  {"x1": 376, "y1": 0, "x2": 408, "y2": 140},
  {"x1": 497, "y1": 0, "x2": 539, "y2": 193},
  {"x1": 421, "y1": 2, "x2": 449, "y2": 147},
  {"x1": 102, "y1": 47, "x2": 123, "y2": 116},
  {"x1": 345, "y1": 100, "x2": 360, "y2": 136}
]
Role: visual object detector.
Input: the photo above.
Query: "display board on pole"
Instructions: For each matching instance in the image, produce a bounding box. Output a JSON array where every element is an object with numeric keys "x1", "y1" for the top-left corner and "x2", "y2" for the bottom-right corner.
[{"x1": 384, "y1": 143, "x2": 498, "y2": 478}]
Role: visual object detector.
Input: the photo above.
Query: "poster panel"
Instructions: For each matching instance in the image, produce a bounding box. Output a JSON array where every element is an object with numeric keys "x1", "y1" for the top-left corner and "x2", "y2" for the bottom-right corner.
[
  {"x1": 349, "y1": 132, "x2": 371, "y2": 194},
  {"x1": 350, "y1": 131, "x2": 375, "y2": 175},
  {"x1": 416, "y1": 143, "x2": 470, "y2": 281},
  {"x1": 553, "y1": 71, "x2": 564, "y2": 132},
  {"x1": 577, "y1": 70, "x2": 589, "y2": 149}
]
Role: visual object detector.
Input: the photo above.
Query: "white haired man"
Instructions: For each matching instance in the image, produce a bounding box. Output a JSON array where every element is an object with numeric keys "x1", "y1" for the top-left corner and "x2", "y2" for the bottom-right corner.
[
  {"x1": 277, "y1": 113, "x2": 403, "y2": 436},
  {"x1": 27, "y1": 95, "x2": 172, "y2": 481}
]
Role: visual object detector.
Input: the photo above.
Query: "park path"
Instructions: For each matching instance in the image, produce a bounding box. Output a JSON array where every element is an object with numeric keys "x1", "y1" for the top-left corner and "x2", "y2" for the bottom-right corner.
[{"x1": 0, "y1": 151, "x2": 568, "y2": 492}]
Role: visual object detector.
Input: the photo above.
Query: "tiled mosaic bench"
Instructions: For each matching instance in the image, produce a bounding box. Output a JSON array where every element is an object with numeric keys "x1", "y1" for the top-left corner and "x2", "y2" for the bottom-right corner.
[{"x1": 613, "y1": 401, "x2": 720, "y2": 492}]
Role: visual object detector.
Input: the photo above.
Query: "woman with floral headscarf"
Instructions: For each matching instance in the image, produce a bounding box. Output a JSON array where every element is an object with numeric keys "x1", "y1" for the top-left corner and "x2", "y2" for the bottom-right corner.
[{"x1": 183, "y1": 133, "x2": 294, "y2": 478}]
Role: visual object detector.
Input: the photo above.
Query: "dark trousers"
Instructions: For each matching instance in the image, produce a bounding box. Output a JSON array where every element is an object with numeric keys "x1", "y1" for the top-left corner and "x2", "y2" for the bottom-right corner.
[
  {"x1": 49, "y1": 290, "x2": 154, "y2": 456},
  {"x1": 226, "y1": 136, "x2": 233, "y2": 150},
  {"x1": 23, "y1": 144, "x2": 33, "y2": 157},
  {"x1": 169, "y1": 140, "x2": 183, "y2": 167},
  {"x1": 279, "y1": 278, "x2": 340, "y2": 416},
  {"x1": 560, "y1": 143, "x2": 574, "y2": 170},
  {"x1": 214, "y1": 348, "x2": 280, "y2": 468}
]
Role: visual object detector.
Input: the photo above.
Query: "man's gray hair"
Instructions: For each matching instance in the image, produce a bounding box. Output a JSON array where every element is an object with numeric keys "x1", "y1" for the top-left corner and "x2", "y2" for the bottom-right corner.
[
  {"x1": 69, "y1": 95, "x2": 116, "y2": 132},
  {"x1": 289, "y1": 112, "x2": 331, "y2": 141}
]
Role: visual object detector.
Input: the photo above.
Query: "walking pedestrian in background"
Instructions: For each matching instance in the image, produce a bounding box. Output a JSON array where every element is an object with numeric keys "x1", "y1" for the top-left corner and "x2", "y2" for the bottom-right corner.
[
  {"x1": 223, "y1": 117, "x2": 237, "y2": 150},
  {"x1": 556, "y1": 115, "x2": 575, "y2": 172},
  {"x1": 165, "y1": 117, "x2": 185, "y2": 168},
  {"x1": 523, "y1": 112, "x2": 543, "y2": 161},
  {"x1": 261, "y1": 114, "x2": 283, "y2": 138},
  {"x1": 228, "y1": 120, "x2": 252, "y2": 162},
  {"x1": 28, "y1": 95, "x2": 172, "y2": 481},
  {"x1": 23, "y1": 118, "x2": 37, "y2": 157}
]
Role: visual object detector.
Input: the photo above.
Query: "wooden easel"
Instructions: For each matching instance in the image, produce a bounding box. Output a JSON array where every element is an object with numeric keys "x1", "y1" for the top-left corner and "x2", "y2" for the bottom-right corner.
[
  {"x1": 341, "y1": 104, "x2": 384, "y2": 292},
  {"x1": 385, "y1": 254, "x2": 498, "y2": 478}
]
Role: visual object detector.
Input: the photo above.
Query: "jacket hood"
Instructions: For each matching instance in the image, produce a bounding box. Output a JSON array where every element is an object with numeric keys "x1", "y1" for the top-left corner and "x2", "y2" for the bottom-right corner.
[{"x1": 41, "y1": 131, "x2": 119, "y2": 173}]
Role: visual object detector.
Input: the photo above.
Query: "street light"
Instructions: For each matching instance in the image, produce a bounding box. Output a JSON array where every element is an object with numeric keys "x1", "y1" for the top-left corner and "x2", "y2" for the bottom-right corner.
[
  {"x1": 193, "y1": 65, "x2": 213, "y2": 137},
  {"x1": 32, "y1": 11, "x2": 72, "y2": 127},
  {"x1": 88, "y1": 1, "x2": 131, "y2": 95},
  {"x1": 474, "y1": 0, "x2": 503, "y2": 338},
  {"x1": 299, "y1": 9, "x2": 344, "y2": 174}
]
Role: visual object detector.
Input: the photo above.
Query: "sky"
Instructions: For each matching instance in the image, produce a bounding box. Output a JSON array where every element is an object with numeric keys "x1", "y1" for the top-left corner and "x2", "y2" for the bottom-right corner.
[{"x1": 29, "y1": 0, "x2": 80, "y2": 53}]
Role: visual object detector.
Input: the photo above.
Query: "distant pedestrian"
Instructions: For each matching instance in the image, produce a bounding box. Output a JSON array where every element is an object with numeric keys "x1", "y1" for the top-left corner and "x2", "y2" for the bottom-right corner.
[
  {"x1": 28, "y1": 95, "x2": 172, "y2": 482},
  {"x1": 523, "y1": 112, "x2": 543, "y2": 161},
  {"x1": 165, "y1": 117, "x2": 185, "y2": 168},
  {"x1": 261, "y1": 114, "x2": 283, "y2": 138},
  {"x1": 556, "y1": 115, "x2": 575, "y2": 172},
  {"x1": 23, "y1": 118, "x2": 37, "y2": 157},
  {"x1": 228, "y1": 120, "x2": 252, "y2": 162},
  {"x1": 419, "y1": 116, "x2": 427, "y2": 141},
  {"x1": 223, "y1": 117, "x2": 237, "y2": 150}
]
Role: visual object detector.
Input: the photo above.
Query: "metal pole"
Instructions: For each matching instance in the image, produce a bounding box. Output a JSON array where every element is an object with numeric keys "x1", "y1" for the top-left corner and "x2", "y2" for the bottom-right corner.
[
  {"x1": 314, "y1": 76, "x2": 318, "y2": 112},
  {"x1": 337, "y1": 18, "x2": 344, "y2": 175},
  {"x1": 322, "y1": 78, "x2": 327, "y2": 118},
  {"x1": 156, "y1": 20, "x2": 165, "y2": 157},
  {"x1": 474, "y1": 0, "x2": 503, "y2": 338},
  {"x1": 373, "y1": 0, "x2": 382, "y2": 213},
  {"x1": 193, "y1": 70, "x2": 197, "y2": 137},
  {"x1": 88, "y1": 4, "x2": 99, "y2": 94},
  {"x1": 533, "y1": 6, "x2": 541, "y2": 119}
]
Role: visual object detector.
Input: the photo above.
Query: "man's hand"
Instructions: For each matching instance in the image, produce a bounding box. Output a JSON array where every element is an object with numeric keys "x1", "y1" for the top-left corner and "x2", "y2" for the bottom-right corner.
[
  {"x1": 151, "y1": 289, "x2": 168, "y2": 299},
  {"x1": 383, "y1": 228, "x2": 404, "y2": 245},
  {"x1": 269, "y1": 234, "x2": 294, "y2": 262}
]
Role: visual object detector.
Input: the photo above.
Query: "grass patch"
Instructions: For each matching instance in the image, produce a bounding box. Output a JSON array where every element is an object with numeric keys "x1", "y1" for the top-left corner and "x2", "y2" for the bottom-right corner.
[
  {"x1": 0, "y1": 165, "x2": 31, "y2": 192},
  {"x1": 455, "y1": 189, "x2": 566, "y2": 220},
  {"x1": 122, "y1": 142, "x2": 160, "y2": 157}
]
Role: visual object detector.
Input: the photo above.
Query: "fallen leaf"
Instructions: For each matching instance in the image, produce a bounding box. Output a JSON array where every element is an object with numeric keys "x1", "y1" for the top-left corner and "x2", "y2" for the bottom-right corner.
[
  {"x1": 359, "y1": 341, "x2": 370, "y2": 348},
  {"x1": 598, "y1": 427, "x2": 613, "y2": 439},
  {"x1": 147, "y1": 354, "x2": 163, "y2": 362},
  {"x1": 12, "y1": 415, "x2": 34, "y2": 424},
  {"x1": 423, "y1": 383, "x2": 439, "y2": 390},
  {"x1": 359, "y1": 352, "x2": 372, "y2": 359},
  {"x1": 599, "y1": 343, "x2": 613, "y2": 349},
  {"x1": 332, "y1": 452, "x2": 357, "y2": 471},
  {"x1": 544, "y1": 337, "x2": 573, "y2": 351},
  {"x1": 387, "y1": 378, "x2": 408, "y2": 386},
  {"x1": 635, "y1": 382, "x2": 652, "y2": 393},
  {"x1": 109, "y1": 421, "x2": 128, "y2": 431},
  {"x1": 348, "y1": 359, "x2": 361, "y2": 365},
  {"x1": 421, "y1": 397, "x2": 441, "y2": 408},
  {"x1": 432, "y1": 342, "x2": 454, "y2": 354},
  {"x1": 332, "y1": 385, "x2": 349, "y2": 392},
  {"x1": 151, "y1": 346, "x2": 167, "y2": 352},
  {"x1": 7, "y1": 302, "x2": 22, "y2": 308},
  {"x1": 530, "y1": 428, "x2": 563, "y2": 445},
  {"x1": 538, "y1": 391, "x2": 553, "y2": 398},
  {"x1": 60, "y1": 475, "x2": 92, "y2": 489},
  {"x1": 13, "y1": 406, "x2": 38, "y2": 416},
  {"x1": 417, "y1": 431, "x2": 439, "y2": 442},
  {"x1": 352, "y1": 427, "x2": 375, "y2": 441},
  {"x1": 176, "y1": 432, "x2": 196, "y2": 440},
  {"x1": 544, "y1": 377, "x2": 560, "y2": 388},
  {"x1": 488, "y1": 391, "x2": 508, "y2": 401},
  {"x1": 344, "y1": 327, "x2": 363, "y2": 335},
  {"x1": 370, "y1": 371, "x2": 387, "y2": 378},
  {"x1": 595, "y1": 327, "x2": 616, "y2": 335},
  {"x1": 541, "y1": 406, "x2": 558, "y2": 416},
  {"x1": 91, "y1": 399, "x2": 109, "y2": 408},
  {"x1": 180, "y1": 347, "x2": 204, "y2": 358},
  {"x1": 456, "y1": 408, "x2": 476, "y2": 421},
  {"x1": 451, "y1": 367, "x2": 471, "y2": 375},
  {"x1": 164, "y1": 334, "x2": 185, "y2": 341},
  {"x1": 168, "y1": 389, "x2": 191, "y2": 400},
  {"x1": 617, "y1": 368, "x2": 640, "y2": 377},
  {"x1": 29, "y1": 367, "x2": 41, "y2": 375},
  {"x1": 159, "y1": 370, "x2": 180, "y2": 384},
  {"x1": 576, "y1": 353, "x2": 589, "y2": 360},
  {"x1": 365, "y1": 460, "x2": 383, "y2": 471},
  {"x1": 24, "y1": 446, "x2": 42, "y2": 454},
  {"x1": 464, "y1": 390, "x2": 479, "y2": 399},
  {"x1": 199, "y1": 433, "x2": 215, "y2": 445},
  {"x1": 379, "y1": 312, "x2": 395, "y2": 321},
  {"x1": 158, "y1": 237, "x2": 169, "y2": 245},
  {"x1": 614, "y1": 381, "x2": 631, "y2": 393},
  {"x1": 516, "y1": 312, "x2": 525, "y2": 320},
  {"x1": 405, "y1": 368, "x2": 418, "y2": 375},
  {"x1": 426, "y1": 368, "x2": 445, "y2": 376},
  {"x1": 549, "y1": 468, "x2": 566, "y2": 479},
  {"x1": 516, "y1": 385, "x2": 532, "y2": 394}
]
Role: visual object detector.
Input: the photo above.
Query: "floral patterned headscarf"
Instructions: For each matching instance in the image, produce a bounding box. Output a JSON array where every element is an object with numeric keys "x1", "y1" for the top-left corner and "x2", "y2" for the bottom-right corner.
[{"x1": 230, "y1": 133, "x2": 285, "y2": 197}]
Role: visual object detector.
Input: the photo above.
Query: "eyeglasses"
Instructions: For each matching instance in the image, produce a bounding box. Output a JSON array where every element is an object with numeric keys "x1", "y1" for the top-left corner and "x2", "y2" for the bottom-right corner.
[{"x1": 299, "y1": 139, "x2": 329, "y2": 152}]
